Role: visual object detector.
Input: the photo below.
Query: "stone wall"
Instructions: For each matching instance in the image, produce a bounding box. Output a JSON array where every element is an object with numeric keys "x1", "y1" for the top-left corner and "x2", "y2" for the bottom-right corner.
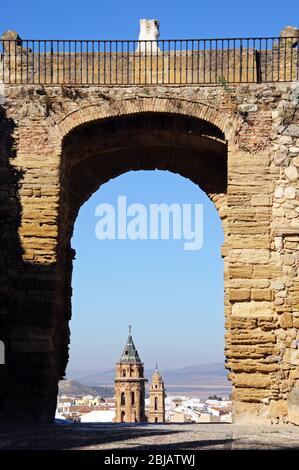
[{"x1": 0, "y1": 81, "x2": 298, "y2": 424}]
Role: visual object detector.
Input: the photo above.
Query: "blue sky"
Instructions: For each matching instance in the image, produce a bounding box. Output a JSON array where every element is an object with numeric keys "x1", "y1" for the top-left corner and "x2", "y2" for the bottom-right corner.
[
  {"x1": 3, "y1": 1, "x2": 296, "y2": 377},
  {"x1": 69, "y1": 172, "x2": 224, "y2": 377},
  {"x1": 1, "y1": 0, "x2": 297, "y2": 40}
]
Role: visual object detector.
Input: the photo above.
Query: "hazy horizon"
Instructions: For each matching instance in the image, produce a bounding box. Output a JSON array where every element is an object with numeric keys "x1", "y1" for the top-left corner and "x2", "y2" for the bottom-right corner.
[{"x1": 66, "y1": 360, "x2": 227, "y2": 380}]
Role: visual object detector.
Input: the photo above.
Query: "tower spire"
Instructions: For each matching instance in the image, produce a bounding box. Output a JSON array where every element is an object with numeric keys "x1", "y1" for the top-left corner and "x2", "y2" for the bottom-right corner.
[
  {"x1": 155, "y1": 361, "x2": 158, "y2": 372},
  {"x1": 119, "y1": 325, "x2": 142, "y2": 363}
]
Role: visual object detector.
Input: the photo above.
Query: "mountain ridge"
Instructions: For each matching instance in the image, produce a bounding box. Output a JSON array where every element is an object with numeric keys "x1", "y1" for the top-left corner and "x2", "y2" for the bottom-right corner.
[{"x1": 76, "y1": 362, "x2": 229, "y2": 386}]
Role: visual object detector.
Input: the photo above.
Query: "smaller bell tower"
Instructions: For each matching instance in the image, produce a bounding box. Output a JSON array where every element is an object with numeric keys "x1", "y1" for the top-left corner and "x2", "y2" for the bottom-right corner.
[
  {"x1": 115, "y1": 326, "x2": 147, "y2": 423},
  {"x1": 149, "y1": 363, "x2": 165, "y2": 423}
]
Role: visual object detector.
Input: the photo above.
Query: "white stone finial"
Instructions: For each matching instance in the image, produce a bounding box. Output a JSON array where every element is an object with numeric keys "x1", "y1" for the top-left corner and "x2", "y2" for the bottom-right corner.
[{"x1": 137, "y1": 19, "x2": 160, "y2": 54}]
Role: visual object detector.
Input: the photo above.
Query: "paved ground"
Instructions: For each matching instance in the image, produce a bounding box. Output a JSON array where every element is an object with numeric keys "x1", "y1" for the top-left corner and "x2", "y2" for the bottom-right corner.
[{"x1": 0, "y1": 422, "x2": 299, "y2": 450}]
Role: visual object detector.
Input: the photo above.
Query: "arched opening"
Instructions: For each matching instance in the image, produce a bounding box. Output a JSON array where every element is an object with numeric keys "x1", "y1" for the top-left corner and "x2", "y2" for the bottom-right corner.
[
  {"x1": 121, "y1": 392, "x2": 125, "y2": 406},
  {"x1": 121, "y1": 411, "x2": 125, "y2": 423},
  {"x1": 154, "y1": 397, "x2": 158, "y2": 411},
  {"x1": 131, "y1": 392, "x2": 135, "y2": 406},
  {"x1": 55, "y1": 110, "x2": 228, "y2": 422}
]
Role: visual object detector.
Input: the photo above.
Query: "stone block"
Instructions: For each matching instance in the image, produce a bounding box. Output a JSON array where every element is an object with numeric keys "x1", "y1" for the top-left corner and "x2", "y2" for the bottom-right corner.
[
  {"x1": 229, "y1": 289, "x2": 251, "y2": 301},
  {"x1": 251, "y1": 289, "x2": 272, "y2": 301},
  {"x1": 268, "y1": 399, "x2": 288, "y2": 417},
  {"x1": 251, "y1": 195, "x2": 270, "y2": 206},
  {"x1": 230, "y1": 317, "x2": 257, "y2": 329},
  {"x1": 287, "y1": 386, "x2": 299, "y2": 425},
  {"x1": 254, "y1": 266, "x2": 282, "y2": 279},
  {"x1": 235, "y1": 373, "x2": 272, "y2": 388},
  {"x1": 290, "y1": 349, "x2": 299, "y2": 366},
  {"x1": 230, "y1": 360, "x2": 279, "y2": 373},
  {"x1": 230, "y1": 343, "x2": 276, "y2": 358},
  {"x1": 229, "y1": 266, "x2": 253, "y2": 278},
  {"x1": 279, "y1": 313, "x2": 293, "y2": 328},
  {"x1": 284, "y1": 166, "x2": 298, "y2": 182},
  {"x1": 231, "y1": 329, "x2": 276, "y2": 345},
  {"x1": 229, "y1": 249, "x2": 270, "y2": 264},
  {"x1": 232, "y1": 301, "x2": 274, "y2": 317},
  {"x1": 234, "y1": 387, "x2": 272, "y2": 402}
]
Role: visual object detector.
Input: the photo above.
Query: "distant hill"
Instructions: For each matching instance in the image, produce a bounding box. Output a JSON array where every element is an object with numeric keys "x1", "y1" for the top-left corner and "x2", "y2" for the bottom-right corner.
[
  {"x1": 78, "y1": 362, "x2": 229, "y2": 387},
  {"x1": 163, "y1": 363, "x2": 228, "y2": 385},
  {"x1": 58, "y1": 379, "x2": 114, "y2": 397}
]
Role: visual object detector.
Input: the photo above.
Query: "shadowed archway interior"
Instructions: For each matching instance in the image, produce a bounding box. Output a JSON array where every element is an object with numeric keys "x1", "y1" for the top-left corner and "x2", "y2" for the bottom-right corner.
[
  {"x1": 53, "y1": 112, "x2": 228, "y2": 416},
  {"x1": 61, "y1": 113, "x2": 227, "y2": 225}
]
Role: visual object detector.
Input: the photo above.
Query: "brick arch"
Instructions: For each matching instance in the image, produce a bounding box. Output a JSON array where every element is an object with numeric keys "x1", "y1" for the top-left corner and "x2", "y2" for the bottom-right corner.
[
  {"x1": 59, "y1": 110, "x2": 228, "y2": 229},
  {"x1": 52, "y1": 96, "x2": 237, "y2": 141}
]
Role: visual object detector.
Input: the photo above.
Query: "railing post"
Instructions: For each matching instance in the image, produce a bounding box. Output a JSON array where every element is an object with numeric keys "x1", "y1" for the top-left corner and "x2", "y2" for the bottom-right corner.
[
  {"x1": 255, "y1": 49, "x2": 261, "y2": 83},
  {"x1": 50, "y1": 42, "x2": 54, "y2": 84},
  {"x1": 239, "y1": 43, "x2": 243, "y2": 82}
]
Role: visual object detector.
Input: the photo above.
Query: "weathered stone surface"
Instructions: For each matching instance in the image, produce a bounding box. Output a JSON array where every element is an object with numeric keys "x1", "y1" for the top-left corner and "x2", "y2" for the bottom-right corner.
[
  {"x1": 254, "y1": 266, "x2": 282, "y2": 279},
  {"x1": 234, "y1": 373, "x2": 272, "y2": 389},
  {"x1": 0, "y1": 78, "x2": 298, "y2": 426},
  {"x1": 238, "y1": 103, "x2": 258, "y2": 113},
  {"x1": 230, "y1": 360, "x2": 279, "y2": 373},
  {"x1": 231, "y1": 329, "x2": 276, "y2": 345},
  {"x1": 230, "y1": 343, "x2": 276, "y2": 358},
  {"x1": 229, "y1": 266, "x2": 253, "y2": 278},
  {"x1": 230, "y1": 317, "x2": 257, "y2": 329},
  {"x1": 251, "y1": 289, "x2": 272, "y2": 301},
  {"x1": 290, "y1": 349, "x2": 299, "y2": 366},
  {"x1": 285, "y1": 166, "x2": 298, "y2": 182},
  {"x1": 268, "y1": 399, "x2": 288, "y2": 418},
  {"x1": 234, "y1": 387, "x2": 273, "y2": 402},
  {"x1": 229, "y1": 249, "x2": 270, "y2": 264},
  {"x1": 280, "y1": 25, "x2": 299, "y2": 43},
  {"x1": 271, "y1": 280, "x2": 285, "y2": 291},
  {"x1": 251, "y1": 195, "x2": 270, "y2": 206},
  {"x1": 279, "y1": 313, "x2": 293, "y2": 328},
  {"x1": 229, "y1": 289, "x2": 251, "y2": 301},
  {"x1": 283, "y1": 124, "x2": 299, "y2": 138},
  {"x1": 287, "y1": 386, "x2": 299, "y2": 425},
  {"x1": 284, "y1": 187, "x2": 297, "y2": 199},
  {"x1": 232, "y1": 301, "x2": 274, "y2": 317}
]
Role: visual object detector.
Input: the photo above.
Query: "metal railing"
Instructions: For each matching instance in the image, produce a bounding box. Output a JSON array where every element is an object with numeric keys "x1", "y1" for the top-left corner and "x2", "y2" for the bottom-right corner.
[{"x1": 1, "y1": 37, "x2": 298, "y2": 85}]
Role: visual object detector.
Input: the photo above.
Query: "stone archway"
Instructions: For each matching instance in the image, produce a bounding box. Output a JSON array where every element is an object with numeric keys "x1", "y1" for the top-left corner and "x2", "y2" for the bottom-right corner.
[
  {"x1": 1, "y1": 87, "x2": 297, "y2": 425},
  {"x1": 54, "y1": 111, "x2": 229, "y2": 425},
  {"x1": 56, "y1": 112, "x2": 227, "y2": 412}
]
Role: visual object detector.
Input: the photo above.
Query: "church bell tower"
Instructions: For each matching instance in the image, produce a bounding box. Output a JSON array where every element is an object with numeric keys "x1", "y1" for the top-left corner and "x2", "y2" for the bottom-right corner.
[
  {"x1": 149, "y1": 364, "x2": 165, "y2": 423},
  {"x1": 115, "y1": 326, "x2": 147, "y2": 423}
]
